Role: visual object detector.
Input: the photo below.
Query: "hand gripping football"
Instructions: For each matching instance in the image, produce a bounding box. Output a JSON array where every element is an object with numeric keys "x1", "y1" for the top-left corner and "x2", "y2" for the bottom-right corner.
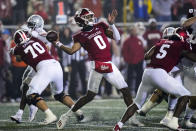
[{"x1": 46, "y1": 30, "x2": 58, "y2": 42}]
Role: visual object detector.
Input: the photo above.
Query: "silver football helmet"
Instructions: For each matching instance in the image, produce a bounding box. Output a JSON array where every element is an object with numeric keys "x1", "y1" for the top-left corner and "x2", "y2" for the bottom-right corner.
[{"x1": 27, "y1": 15, "x2": 44, "y2": 29}]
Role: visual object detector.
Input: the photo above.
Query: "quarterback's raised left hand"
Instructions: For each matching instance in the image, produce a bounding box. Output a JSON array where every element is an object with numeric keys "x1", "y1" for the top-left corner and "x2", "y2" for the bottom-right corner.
[{"x1": 108, "y1": 9, "x2": 118, "y2": 25}]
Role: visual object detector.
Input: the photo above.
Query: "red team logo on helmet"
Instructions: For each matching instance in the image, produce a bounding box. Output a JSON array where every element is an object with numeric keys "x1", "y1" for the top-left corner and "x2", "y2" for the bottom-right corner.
[
  {"x1": 14, "y1": 29, "x2": 31, "y2": 45},
  {"x1": 74, "y1": 8, "x2": 95, "y2": 27}
]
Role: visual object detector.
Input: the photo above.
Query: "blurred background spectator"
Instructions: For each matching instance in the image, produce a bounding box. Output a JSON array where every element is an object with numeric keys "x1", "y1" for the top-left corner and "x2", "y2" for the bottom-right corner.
[
  {"x1": 122, "y1": 25, "x2": 145, "y2": 97},
  {"x1": 151, "y1": 0, "x2": 175, "y2": 22},
  {"x1": 143, "y1": 18, "x2": 162, "y2": 51}
]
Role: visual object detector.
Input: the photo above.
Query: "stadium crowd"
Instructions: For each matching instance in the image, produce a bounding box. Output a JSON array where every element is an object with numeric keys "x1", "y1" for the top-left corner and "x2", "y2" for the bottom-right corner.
[{"x1": 0, "y1": 0, "x2": 196, "y2": 103}]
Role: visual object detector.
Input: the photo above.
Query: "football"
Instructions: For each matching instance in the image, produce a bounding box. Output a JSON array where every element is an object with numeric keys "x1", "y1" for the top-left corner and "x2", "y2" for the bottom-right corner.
[{"x1": 46, "y1": 30, "x2": 58, "y2": 42}]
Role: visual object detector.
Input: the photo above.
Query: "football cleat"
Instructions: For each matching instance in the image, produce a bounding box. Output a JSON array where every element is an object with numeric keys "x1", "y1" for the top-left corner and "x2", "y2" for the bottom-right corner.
[
  {"x1": 129, "y1": 114, "x2": 144, "y2": 127},
  {"x1": 113, "y1": 124, "x2": 121, "y2": 131},
  {"x1": 56, "y1": 113, "x2": 70, "y2": 129},
  {"x1": 29, "y1": 105, "x2": 38, "y2": 122},
  {"x1": 10, "y1": 114, "x2": 22, "y2": 124},
  {"x1": 163, "y1": 117, "x2": 186, "y2": 131},
  {"x1": 39, "y1": 114, "x2": 57, "y2": 125},
  {"x1": 160, "y1": 110, "x2": 173, "y2": 125},
  {"x1": 182, "y1": 119, "x2": 196, "y2": 129}
]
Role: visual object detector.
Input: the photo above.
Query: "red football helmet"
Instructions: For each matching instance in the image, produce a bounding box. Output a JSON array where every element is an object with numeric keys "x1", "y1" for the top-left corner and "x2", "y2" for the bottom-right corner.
[
  {"x1": 175, "y1": 27, "x2": 190, "y2": 41},
  {"x1": 14, "y1": 29, "x2": 31, "y2": 45},
  {"x1": 74, "y1": 8, "x2": 95, "y2": 27}
]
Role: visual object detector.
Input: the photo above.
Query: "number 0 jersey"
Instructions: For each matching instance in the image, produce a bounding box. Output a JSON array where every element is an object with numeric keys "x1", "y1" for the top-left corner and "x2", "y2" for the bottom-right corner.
[
  {"x1": 13, "y1": 37, "x2": 53, "y2": 71},
  {"x1": 73, "y1": 22, "x2": 111, "y2": 62},
  {"x1": 147, "y1": 39, "x2": 192, "y2": 73}
]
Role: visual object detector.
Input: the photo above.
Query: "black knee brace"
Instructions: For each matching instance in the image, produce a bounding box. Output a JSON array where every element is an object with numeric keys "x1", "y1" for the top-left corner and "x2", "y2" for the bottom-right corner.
[
  {"x1": 54, "y1": 92, "x2": 65, "y2": 102},
  {"x1": 27, "y1": 93, "x2": 43, "y2": 106}
]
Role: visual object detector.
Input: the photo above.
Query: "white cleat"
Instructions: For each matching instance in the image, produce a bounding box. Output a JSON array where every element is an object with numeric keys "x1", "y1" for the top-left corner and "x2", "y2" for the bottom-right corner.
[
  {"x1": 160, "y1": 111, "x2": 173, "y2": 126},
  {"x1": 164, "y1": 117, "x2": 184, "y2": 130},
  {"x1": 39, "y1": 114, "x2": 57, "y2": 125},
  {"x1": 128, "y1": 114, "x2": 144, "y2": 127},
  {"x1": 182, "y1": 119, "x2": 196, "y2": 129},
  {"x1": 160, "y1": 117, "x2": 171, "y2": 126},
  {"x1": 10, "y1": 113, "x2": 22, "y2": 124},
  {"x1": 56, "y1": 113, "x2": 70, "y2": 129},
  {"x1": 29, "y1": 105, "x2": 38, "y2": 122}
]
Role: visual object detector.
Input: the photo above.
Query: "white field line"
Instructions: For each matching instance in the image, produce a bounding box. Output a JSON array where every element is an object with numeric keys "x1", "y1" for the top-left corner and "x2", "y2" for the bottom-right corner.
[
  {"x1": 0, "y1": 119, "x2": 169, "y2": 130},
  {"x1": 0, "y1": 103, "x2": 167, "y2": 111}
]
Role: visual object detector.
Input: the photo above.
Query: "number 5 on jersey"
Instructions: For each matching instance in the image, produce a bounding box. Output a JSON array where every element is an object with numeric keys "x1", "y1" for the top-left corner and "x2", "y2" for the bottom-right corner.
[
  {"x1": 24, "y1": 42, "x2": 45, "y2": 58},
  {"x1": 156, "y1": 44, "x2": 171, "y2": 59}
]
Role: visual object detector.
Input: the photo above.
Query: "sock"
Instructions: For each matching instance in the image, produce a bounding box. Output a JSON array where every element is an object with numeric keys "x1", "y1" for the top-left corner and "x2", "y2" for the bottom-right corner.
[
  {"x1": 140, "y1": 101, "x2": 158, "y2": 113},
  {"x1": 118, "y1": 121, "x2": 124, "y2": 128},
  {"x1": 44, "y1": 109, "x2": 54, "y2": 117},
  {"x1": 168, "y1": 96, "x2": 178, "y2": 111},
  {"x1": 184, "y1": 106, "x2": 195, "y2": 120}
]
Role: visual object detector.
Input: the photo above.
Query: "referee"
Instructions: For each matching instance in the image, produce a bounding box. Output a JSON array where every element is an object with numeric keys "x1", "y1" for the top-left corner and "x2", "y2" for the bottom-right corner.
[{"x1": 68, "y1": 42, "x2": 87, "y2": 100}]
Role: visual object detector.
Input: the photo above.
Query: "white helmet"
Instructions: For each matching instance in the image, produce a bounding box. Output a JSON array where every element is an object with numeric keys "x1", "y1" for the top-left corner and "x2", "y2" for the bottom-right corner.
[
  {"x1": 27, "y1": 15, "x2": 44, "y2": 29},
  {"x1": 162, "y1": 27, "x2": 176, "y2": 39}
]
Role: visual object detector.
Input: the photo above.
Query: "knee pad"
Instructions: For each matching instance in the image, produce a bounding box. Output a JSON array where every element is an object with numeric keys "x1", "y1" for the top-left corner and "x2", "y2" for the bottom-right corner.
[
  {"x1": 27, "y1": 93, "x2": 43, "y2": 106},
  {"x1": 54, "y1": 92, "x2": 65, "y2": 102}
]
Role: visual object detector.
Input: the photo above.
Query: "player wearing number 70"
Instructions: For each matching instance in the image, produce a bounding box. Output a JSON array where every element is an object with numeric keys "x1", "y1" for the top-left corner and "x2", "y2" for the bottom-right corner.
[
  {"x1": 49, "y1": 8, "x2": 134, "y2": 129},
  {"x1": 114, "y1": 27, "x2": 196, "y2": 131},
  {"x1": 10, "y1": 29, "x2": 87, "y2": 125}
]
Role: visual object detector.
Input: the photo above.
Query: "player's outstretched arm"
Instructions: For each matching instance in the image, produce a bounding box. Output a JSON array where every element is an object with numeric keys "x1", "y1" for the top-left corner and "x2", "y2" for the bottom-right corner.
[
  {"x1": 105, "y1": 9, "x2": 120, "y2": 41},
  {"x1": 144, "y1": 46, "x2": 155, "y2": 60},
  {"x1": 182, "y1": 16, "x2": 196, "y2": 28},
  {"x1": 52, "y1": 41, "x2": 81, "y2": 55}
]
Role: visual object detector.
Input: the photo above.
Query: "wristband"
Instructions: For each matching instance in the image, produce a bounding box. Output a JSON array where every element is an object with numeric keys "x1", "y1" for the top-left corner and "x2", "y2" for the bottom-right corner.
[{"x1": 56, "y1": 41, "x2": 63, "y2": 48}]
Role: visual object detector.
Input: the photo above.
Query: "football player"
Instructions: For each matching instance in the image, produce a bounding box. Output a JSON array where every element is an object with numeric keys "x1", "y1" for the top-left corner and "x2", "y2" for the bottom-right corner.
[
  {"x1": 49, "y1": 8, "x2": 134, "y2": 129},
  {"x1": 114, "y1": 27, "x2": 196, "y2": 131},
  {"x1": 138, "y1": 15, "x2": 196, "y2": 129},
  {"x1": 10, "y1": 15, "x2": 86, "y2": 124}
]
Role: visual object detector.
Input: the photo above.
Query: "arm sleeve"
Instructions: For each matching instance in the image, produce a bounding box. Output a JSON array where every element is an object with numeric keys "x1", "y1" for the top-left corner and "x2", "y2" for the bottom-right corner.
[{"x1": 110, "y1": 24, "x2": 121, "y2": 41}]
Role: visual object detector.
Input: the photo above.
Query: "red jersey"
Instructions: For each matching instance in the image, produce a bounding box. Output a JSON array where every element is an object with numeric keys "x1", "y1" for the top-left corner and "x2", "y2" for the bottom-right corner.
[
  {"x1": 143, "y1": 30, "x2": 162, "y2": 50},
  {"x1": 13, "y1": 37, "x2": 53, "y2": 71},
  {"x1": 148, "y1": 39, "x2": 192, "y2": 72},
  {"x1": 73, "y1": 22, "x2": 111, "y2": 62}
]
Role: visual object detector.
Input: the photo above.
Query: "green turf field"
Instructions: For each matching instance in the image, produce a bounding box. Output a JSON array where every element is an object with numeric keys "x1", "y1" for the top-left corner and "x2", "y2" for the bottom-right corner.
[{"x1": 0, "y1": 99, "x2": 194, "y2": 131}]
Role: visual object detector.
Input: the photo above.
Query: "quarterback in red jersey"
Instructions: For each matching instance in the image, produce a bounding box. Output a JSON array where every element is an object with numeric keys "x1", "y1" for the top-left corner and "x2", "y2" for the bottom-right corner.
[
  {"x1": 50, "y1": 8, "x2": 133, "y2": 129},
  {"x1": 114, "y1": 27, "x2": 196, "y2": 131},
  {"x1": 11, "y1": 29, "x2": 86, "y2": 125}
]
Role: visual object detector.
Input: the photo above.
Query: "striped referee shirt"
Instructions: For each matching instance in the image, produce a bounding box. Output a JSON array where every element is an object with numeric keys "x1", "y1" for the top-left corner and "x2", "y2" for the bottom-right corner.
[{"x1": 62, "y1": 42, "x2": 88, "y2": 66}]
